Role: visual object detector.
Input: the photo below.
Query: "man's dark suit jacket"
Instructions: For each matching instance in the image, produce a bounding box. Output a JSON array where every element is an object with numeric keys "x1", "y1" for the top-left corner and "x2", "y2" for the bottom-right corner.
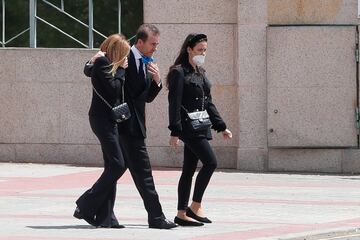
[{"x1": 84, "y1": 50, "x2": 162, "y2": 138}]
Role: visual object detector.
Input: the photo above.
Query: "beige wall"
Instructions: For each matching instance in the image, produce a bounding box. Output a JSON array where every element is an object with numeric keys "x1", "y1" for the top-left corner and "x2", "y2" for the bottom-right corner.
[
  {"x1": 0, "y1": 48, "x2": 103, "y2": 166},
  {"x1": 0, "y1": 0, "x2": 360, "y2": 172}
]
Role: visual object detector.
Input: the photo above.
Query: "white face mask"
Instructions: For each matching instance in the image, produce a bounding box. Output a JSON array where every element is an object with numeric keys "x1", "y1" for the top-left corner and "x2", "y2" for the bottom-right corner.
[{"x1": 192, "y1": 55, "x2": 205, "y2": 66}]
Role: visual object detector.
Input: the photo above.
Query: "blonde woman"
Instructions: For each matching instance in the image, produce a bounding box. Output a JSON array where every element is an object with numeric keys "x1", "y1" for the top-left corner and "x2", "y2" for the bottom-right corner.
[{"x1": 74, "y1": 34, "x2": 130, "y2": 228}]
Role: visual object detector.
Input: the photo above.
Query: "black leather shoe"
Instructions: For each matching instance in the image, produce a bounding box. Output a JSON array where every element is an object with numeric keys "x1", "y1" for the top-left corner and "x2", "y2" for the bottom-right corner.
[
  {"x1": 98, "y1": 224, "x2": 125, "y2": 229},
  {"x1": 174, "y1": 217, "x2": 204, "y2": 226},
  {"x1": 186, "y1": 208, "x2": 212, "y2": 223},
  {"x1": 73, "y1": 207, "x2": 83, "y2": 219},
  {"x1": 73, "y1": 207, "x2": 98, "y2": 226},
  {"x1": 149, "y1": 218, "x2": 178, "y2": 229},
  {"x1": 111, "y1": 224, "x2": 125, "y2": 229}
]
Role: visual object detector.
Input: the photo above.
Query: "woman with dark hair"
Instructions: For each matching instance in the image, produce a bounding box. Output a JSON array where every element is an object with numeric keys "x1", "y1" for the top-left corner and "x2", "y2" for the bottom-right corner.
[{"x1": 167, "y1": 33, "x2": 232, "y2": 226}]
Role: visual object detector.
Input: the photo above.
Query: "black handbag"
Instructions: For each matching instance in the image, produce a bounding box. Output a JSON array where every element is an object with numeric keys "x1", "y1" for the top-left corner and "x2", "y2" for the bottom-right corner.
[
  {"x1": 92, "y1": 83, "x2": 131, "y2": 123},
  {"x1": 110, "y1": 102, "x2": 131, "y2": 123},
  {"x1": 183, "y1": 108, "x2": 212, "y2": 132},
  {"x1": 182, "y1": 84, "x2": 212, "y2": 132}
]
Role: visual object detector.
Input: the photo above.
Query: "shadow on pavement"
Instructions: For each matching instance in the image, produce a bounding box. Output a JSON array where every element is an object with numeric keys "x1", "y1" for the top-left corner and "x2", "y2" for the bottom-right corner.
[
  {"x1": 27, "y1": 224, "x2": 151, "y2": 230},
  {"x1": 27, "y1": 225, "x2": 96, "y2": 229}
]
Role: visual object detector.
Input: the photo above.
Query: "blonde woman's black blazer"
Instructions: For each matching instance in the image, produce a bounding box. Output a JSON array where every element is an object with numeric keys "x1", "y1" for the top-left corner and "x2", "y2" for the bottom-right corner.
[{"x1": 88, "y1": 56, "x2": 125, "y2": 119}]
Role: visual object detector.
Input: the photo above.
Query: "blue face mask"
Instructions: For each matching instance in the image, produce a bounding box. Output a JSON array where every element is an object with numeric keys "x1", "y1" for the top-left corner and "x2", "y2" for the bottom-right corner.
[{"x1": 141, "y1": 55, "x2": 154, "y2": 64}]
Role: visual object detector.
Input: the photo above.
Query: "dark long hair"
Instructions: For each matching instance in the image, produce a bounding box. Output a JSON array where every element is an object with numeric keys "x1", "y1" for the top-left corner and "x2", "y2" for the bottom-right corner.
[{"x1": 165, "y1": 33, "x2": 207, "y2": 88}]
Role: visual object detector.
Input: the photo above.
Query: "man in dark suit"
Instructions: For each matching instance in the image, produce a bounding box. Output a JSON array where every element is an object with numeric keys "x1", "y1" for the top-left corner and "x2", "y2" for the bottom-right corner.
[{"x1": 84, "y1": 24, "x2": 177, "y2": 229}]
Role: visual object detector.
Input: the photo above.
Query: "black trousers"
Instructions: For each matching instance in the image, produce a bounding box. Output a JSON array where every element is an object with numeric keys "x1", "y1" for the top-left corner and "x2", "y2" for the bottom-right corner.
[
  {"x1": 177, "y1": 138, "x2": 218, "y2": 210},
  {"x1": 76, "y1": 116, "x2": 126, "y2": 227},
  {"x1": 118, "y1": 134, "x2": 164, "y2": 222}
]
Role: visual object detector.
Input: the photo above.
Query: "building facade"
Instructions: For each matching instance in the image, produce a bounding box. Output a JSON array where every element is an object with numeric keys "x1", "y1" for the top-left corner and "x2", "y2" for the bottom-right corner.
[{"x1": 0, "y1": 0, "x2": 359, "y2": 173}]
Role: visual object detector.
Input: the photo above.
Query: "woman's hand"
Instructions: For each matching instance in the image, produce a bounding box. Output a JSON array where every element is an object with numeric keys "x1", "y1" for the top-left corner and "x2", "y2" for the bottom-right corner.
[
  {"x1": 169, "y1": 136, "x2": 180, "y2": 149},
  {"x1": 90, "y1": 51, "x2": 105, "y2": 63},
  {"x1": 222, "y1": 129, "x2": 232, "y2": 140},
  {"x1": 120, "y1": 57, "x2": 128, "y2": 69}
]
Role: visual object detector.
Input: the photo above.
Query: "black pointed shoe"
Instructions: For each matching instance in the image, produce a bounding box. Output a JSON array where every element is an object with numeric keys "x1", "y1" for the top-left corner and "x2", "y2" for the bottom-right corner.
[
  {"x1": 186, "y1": 208, "x2": 212, "y2": 223},
  {"x1": 149, "y1": 218, "x2": 178, "y2": 229},
  {"x1": 73, "y1": 207, "x2": 98, "y2": 226},
  {"x1": 98, "y1": 224, "x2": 125, "y2": 229},
  {"x1": 174, "y1": 217, "x2": 204, "y2": 227}
]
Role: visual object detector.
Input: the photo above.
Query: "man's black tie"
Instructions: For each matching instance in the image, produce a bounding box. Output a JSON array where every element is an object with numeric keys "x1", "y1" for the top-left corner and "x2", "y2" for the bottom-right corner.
[
  {"x1": 139, "y1": 58, "x2": 149, "y2": 84},
  {"x1": 139, "y1": 58, "x2": 145, "y2": 78}
]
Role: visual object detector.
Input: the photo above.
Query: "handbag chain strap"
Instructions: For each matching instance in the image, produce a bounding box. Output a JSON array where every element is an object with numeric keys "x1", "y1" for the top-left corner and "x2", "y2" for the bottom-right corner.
[
  {"x1": 200, "y1": 85, "x2": 205, "y2": 111},
  {"x1": 92, "y1": 82, "x2": 125, "y2": 110}
]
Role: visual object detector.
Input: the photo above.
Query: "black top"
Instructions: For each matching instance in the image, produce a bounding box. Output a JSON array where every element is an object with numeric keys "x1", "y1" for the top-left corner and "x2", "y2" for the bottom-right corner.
[
  {"x1": 89, "y1": 56, "x2": 125, "y2": 119},
  {"x1": 167, "y1": 63, "x2": 226, "y2": 140},
  {"x1": 85, "y1": 50, "x2": 162, "y2": 138}
]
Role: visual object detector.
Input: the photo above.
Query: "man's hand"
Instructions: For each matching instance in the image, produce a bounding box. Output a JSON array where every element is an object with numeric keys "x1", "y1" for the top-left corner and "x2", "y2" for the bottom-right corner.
[
  {"x1": 147, "y1": 62, "x2": 161, "y2": 84},
  {"x1": 90, "y1": 51, "x2": 105, "y2": 63}
]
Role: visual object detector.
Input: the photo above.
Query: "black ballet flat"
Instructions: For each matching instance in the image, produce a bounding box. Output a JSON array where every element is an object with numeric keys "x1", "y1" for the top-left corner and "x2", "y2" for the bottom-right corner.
[
  {"x1": 186, "y1": 208, "x2": 212, "y2": 223},
  {"x1": 174, "y1": 217, "x2": 204, "y2": 227}
]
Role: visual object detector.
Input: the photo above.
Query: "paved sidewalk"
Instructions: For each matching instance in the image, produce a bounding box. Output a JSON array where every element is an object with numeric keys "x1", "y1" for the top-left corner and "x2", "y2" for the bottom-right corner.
[{"x1": 0, "y1": 163, "x2": 360, "y2": 240}]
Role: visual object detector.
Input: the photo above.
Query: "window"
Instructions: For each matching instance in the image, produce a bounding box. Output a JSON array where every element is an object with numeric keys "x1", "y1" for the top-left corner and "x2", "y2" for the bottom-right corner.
[{"x1": 0, "y1": 0, "x2": 143, "y2": 48}]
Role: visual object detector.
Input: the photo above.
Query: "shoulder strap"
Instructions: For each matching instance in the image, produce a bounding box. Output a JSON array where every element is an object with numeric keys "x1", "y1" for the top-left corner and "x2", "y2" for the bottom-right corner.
[
  {"x1": 92, "y1": 86, "x2": 112, "y2": 109},
  {"x1": 92, "y1": 82, "x2": 125, "y2": 109}
]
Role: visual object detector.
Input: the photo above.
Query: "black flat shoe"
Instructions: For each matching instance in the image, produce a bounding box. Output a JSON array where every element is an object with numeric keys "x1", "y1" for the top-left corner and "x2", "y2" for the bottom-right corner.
[
  {"x1": 186, "y1": 208, "x2": 212, "y2": 223},
  {"x1": 174, "y1": 217, "x2": 204, "y2": 227}
]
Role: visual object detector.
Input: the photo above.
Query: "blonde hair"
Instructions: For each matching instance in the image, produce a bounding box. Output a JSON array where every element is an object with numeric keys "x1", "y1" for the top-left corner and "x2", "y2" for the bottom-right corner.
[{"x1": 100, "y1": 34, "x2": 130, "y2": 76}]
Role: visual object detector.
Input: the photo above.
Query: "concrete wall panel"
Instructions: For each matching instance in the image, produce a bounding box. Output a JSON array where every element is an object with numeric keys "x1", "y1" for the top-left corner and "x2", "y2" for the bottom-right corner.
[
  {"x1": 13, "y1": 82, "x2": 60, "y2": 143},
  {"x1": 144, "y1": 0, "x2": 237, "y2": 24},
  {"x1": 237, "y1": 148, "x2": 267, "y2": 171},
  {"x1": 343, "y1": 149, "x2": 360, "y2": 174},
  {"x1": 267, "y1": 0, "x2": 359, "y2": 24},
  {"x1": 0, "y1": 51, "x2": 16, "y2": 83},
  {"x1": 267, "y1": 26, "x2": 357, "y2": 147},
  {"x1": 238, "y1": 25, "x2": 267, "y2": 87},
  {"x1": 59, "y1": 83, "x2": 96, "y2": 144},
  {"x1": 0, "y1": 144, "x2": 15, "y2": 162},
  {"x1": 267, "y1": 27, "x2": 356, "y2": 89},
  {"x1": 14, "y1": 144, "x2": 102, "y2": 166},
  {"x1": 237, "y1": 26, "x2": 267, "y2": 148},
  {"x1": 155, "y1": 24, "x2": 236, "y2": 85},
  {"x1": 268, "y1": 87, "x2": 357, "y2": 147},
  {"x1": 239, "y1": 108, "x2": 267, "y2": 149},
  {"x1": 15, "y1": 49, "x2": 93, "y2": 83},
  {"x1": 237, "y1": 0, "x2": 269, "y2": 172},
  {"x1": 0, "y1": 83, "x2": 15, "y2": 142},
  {"x1": 269, "y1": 149, "x2": 342, "y2": 173},
  {"x1": 238, "y1": 0, "x2": 268, "y2": 24}
]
